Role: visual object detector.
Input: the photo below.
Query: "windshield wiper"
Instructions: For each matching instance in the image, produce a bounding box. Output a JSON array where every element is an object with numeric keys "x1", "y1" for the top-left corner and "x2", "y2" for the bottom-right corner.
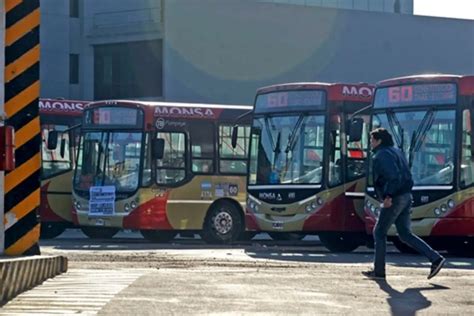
[
  {"x1": 386, "y1": 110, "x2": 404, "y2": 149},
  {"x1": 285, "y1": 114, "x2": 306, "y2": 154},
  {"x1": 408, "y1": 110, "x2": 436, "y2": 168}
]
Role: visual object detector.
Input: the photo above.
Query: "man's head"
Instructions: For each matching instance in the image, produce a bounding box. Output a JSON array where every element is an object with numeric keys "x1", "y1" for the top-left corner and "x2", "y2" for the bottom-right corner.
[{"x1": 370, "y1": 128, "x2": 394, "y2": 149}]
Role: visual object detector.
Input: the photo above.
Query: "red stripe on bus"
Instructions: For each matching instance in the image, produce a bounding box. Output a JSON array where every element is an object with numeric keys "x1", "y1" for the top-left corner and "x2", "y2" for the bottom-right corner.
[{"x1": 123, "y1": 192, "x2": 173, "y2": 230}]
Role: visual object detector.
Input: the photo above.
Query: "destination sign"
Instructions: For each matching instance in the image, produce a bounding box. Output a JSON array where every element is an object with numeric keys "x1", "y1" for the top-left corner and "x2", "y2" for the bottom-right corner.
[
  {"x1": 85, "y1": 107, "x2": 143, "y2": 127},
  {"x1": 374, "y1": 83, "x2": 457, "y2": 108},
  {"x1": 255, "y1": 90, "x2": 326, "y2": 113}
]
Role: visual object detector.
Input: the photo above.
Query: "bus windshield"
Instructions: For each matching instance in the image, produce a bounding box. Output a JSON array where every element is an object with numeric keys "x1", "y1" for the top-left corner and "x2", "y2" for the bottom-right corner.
[
  {"x1": 74, "y1": 131, "x2": 143, "y2": 192},
  {"x1": 372, "y1": 109, "x2": 456, "y2": 186},
  {"x1": 249, "y1": 114, "x2": 325, "y2": 185}
]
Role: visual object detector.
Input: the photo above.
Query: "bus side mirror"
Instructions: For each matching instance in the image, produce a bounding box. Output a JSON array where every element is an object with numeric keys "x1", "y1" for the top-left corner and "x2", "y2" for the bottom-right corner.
[
  {"x1": 231, "y1": 125, "x2": 238, "y2": 148},
  {"x1": 347, "y1": 118, "x2": 364, "y2": 142},
  {"x1": 60, "y1": 138, "x2": 67, "y2": 158},
  {"x1": 152, "y1": 138, "x2": 165, "y2": 160},
  {"x1": 47, "y1": 130, "x2": 58, "y2": 150}
]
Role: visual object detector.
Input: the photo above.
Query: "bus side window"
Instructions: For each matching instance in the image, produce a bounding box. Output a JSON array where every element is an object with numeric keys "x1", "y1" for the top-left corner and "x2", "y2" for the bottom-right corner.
[
  {"x1": 219, "y1": 124, "x2": 249, "y2": 174},
  {"x1": 190, "y1": 122, "x2": 214, "y2": 174},
  {"x1": 461, "y1": 109, "x2": 474, "y2": 187},
  {"x1": 346, "y1": 115, "x2": 369, "y2": 181},
  {"x1": 41, "y1": 124, "x2": 72, "y2": 179}
]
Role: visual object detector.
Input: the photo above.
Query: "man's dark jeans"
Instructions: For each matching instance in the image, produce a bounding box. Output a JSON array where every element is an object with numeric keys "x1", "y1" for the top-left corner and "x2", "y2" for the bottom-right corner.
[{"x1": 373, "y1": 192, "x2": 442, "y2": 275}]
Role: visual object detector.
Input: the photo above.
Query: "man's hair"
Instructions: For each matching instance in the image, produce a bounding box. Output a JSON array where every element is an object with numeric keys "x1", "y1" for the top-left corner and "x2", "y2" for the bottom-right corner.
[{"x1": 370, "y1": 128, "x2": 394, "y2": 147}]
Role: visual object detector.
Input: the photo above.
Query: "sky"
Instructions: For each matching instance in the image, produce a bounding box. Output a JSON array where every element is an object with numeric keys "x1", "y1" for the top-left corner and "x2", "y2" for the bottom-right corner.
[{"x1": 414, "y1": 0, "x2": 474, "y2": 20}]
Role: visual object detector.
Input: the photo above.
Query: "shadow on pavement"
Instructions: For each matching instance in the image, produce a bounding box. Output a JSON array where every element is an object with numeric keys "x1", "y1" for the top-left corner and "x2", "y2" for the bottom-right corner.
[{"x1": 373, "y1": 278, "x2": 450, "y2": 316}]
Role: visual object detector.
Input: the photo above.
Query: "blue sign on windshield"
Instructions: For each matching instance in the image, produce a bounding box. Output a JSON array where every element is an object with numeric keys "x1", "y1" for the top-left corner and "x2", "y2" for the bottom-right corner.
[
  {"x1": 374, "y1": 83, "x2": 457, "y2": 108},
  {"x1": 255, "y1": 90, "x2": 326, "y2": 113}
]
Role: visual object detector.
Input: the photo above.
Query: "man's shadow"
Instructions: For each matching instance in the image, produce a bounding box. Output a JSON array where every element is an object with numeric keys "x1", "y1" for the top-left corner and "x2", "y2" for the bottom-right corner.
[{"x1": 374, "y1": 279, "x2": 450, "y2": 315}]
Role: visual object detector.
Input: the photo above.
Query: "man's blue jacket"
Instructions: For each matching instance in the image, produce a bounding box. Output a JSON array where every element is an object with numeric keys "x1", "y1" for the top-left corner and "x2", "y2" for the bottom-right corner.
[{"x1": 372, "y1": 145, "x2": 414, "y2": 200}]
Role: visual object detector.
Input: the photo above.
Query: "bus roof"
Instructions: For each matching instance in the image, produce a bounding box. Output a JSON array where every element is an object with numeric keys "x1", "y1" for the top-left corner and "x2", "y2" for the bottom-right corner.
[
  {"x1": 86, "y1": 100, "x2": 252, "y2": 111},
  {"x1": 85, "y1": 100, "x2": 253, "y2": 124},
  {"x1": 256, "y1": 82, "x2": 374, "y2": 102},
  {"x1": 376, "y1": 74, "x2": 474, "y2": 97},
  {"x1": 39, "y1": 98, "x2": 88, "y2": 116}
]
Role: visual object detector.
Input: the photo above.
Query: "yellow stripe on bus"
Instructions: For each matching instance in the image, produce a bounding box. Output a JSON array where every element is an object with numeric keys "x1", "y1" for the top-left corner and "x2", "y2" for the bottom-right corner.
[
  {"x1": 5, "y1": 81, "x2": 39, "y2": 116},
  {"x1": 15, "y1": 116, "x2": 40, "y2": 148},
  {"x1": 4, "y1": 188, "x2": 40, "y2": 230},
  {"x1": 4, "y1": 224, "x2": 40, "y2": 256},
  {"x1": 5, "y1": 153, "x2": 41, "y2": 194},
  {"x1": 5, "y1": 44, "x2": 40, "y2": 82},
  {"x1": 5, "y1": 8, "x2": 40, "y2": 46},
  {"x1": 5, "y1": 0, "x2": 22, "y2": 13}
]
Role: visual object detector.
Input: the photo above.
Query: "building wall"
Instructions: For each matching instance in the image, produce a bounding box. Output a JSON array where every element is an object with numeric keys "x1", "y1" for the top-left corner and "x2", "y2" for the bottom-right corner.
[
  {"x1": 39, "y1": 0, "x2": 472, "y2": 104},
  {"x1": 260, "y1": 0, "x2": 413, "y2": 14},
  {"x1": 163, "y1": 0, "x2": 474, "y2": 104},
  {"x1": 40, "y1": 0, "x2": 162, "y2": 100}
]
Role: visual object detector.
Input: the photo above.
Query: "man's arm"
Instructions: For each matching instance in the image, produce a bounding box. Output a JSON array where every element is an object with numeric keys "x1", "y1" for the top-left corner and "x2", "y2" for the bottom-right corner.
[{"x1": 374, "y1": 151, "x2": 401, "y2": 200}]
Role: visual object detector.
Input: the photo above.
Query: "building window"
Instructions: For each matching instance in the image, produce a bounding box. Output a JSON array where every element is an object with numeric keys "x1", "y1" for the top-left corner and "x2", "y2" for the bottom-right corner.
[
  {"x1": 94, "y1": 40, "x2": 163, "y2": 100},
  {"x1": 69, "y1": 54, "x2": 79, "y2": 84},
  {"x1": 70, "y1": 0, "x2": 79, "y2": 18}
]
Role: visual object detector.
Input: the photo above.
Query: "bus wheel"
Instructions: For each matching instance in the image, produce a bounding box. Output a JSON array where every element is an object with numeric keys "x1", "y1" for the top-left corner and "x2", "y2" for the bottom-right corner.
[
  {"x1": 268, "y1": 232, "x2": 306, "y2": 241},
  {"x1": 392, "y1": 238, "x2": 418, "y2": 254},
  {"x1": 319, "y1": 232, "x2": 360, "y2": 252},
  {"x1": 140, "y1": 230, "x2": 177, "y2": 243},
  {"x1": 40, "y1": 223, "x2": 66, "y2": 239},
  {"x1": 201, "y1": 201, "x2": 243, "y2": 244},
  {"x1": 81, "y1": 226, "x2": 120, "y2": 239}
]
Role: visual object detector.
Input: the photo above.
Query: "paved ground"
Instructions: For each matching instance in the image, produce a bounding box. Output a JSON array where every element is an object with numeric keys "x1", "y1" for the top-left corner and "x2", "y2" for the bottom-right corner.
[{"x1": 1, "y1": 230, "x2": 473, "y2": 315}]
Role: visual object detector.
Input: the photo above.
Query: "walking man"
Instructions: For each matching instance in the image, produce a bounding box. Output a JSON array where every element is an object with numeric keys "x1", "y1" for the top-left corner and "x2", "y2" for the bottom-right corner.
[{"x1": 363, "y1": 128, "x2": 446, "y2": 280}]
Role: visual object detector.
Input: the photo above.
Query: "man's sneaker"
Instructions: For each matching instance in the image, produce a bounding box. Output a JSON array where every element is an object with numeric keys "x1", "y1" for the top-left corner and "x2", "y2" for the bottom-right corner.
[
  {"x1": 428, "y1": 257, "x2": 446, "y2": 279},
  {"x1": 362, "y1": 270, "x2": 386, "y2": 280}
]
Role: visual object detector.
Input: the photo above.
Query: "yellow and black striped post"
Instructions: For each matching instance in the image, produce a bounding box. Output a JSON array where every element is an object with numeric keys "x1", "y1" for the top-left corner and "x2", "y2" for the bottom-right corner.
[{"x1": 3, "y1": 0, "x2": 41, "y2": 255}]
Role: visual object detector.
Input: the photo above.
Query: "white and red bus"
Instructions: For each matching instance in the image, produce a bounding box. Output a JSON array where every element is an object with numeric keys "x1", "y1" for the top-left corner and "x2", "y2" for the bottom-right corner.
[
  {"x1": 363, "y1": 74, "x2": 474, "y2": 257},
  {"x1": 245, "y1": 82, "x2": 374, "y2": 251},
  {"x1": 71, "y1": 100, "x2": 253, "y2": 243},
  {"x1": 40, "y1": 98, "x2": 86, "y2": 238}
]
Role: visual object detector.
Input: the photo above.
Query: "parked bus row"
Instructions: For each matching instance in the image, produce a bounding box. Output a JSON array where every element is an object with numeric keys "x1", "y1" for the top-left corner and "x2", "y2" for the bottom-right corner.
[{"x1": 42, "y1": 74, "x2": 474, "y2": 257}]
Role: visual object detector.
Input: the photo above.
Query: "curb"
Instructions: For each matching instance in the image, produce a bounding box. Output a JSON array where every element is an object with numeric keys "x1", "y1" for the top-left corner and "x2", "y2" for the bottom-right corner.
[{"x1": 0, "y1": 255, "x2": 68, "y2": 305}]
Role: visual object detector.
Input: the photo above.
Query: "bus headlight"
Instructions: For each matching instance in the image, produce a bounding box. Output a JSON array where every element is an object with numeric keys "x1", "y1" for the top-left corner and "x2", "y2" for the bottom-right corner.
[
  {"x1": 434, "y1": 208, "x2": 441, "y2": 216},
  {"x1": 365, "y1": 200, "x2": 371, "y2": 208},
  {"x1": 311, "y1": 201, "x2": 317, "y2": 209},
  {"x1": 75, "y1": 201, "x2": 81, "y2": 210},
  {"x1": 374, "y1": 208, "x2": 381, "y2": 217},
  {"x1": 447, "y1": 199, "x2": 455, "y2": 209},
  {"x1": 317, "y1": 197, "x2": 324, "y2": 205},
  {"x1": 370, "y1": 205, "x2": 376, "y2": 213},
  {"x1": 440, "y1": 204, "x2": 448, "y2": 213},
  {"x1": 131, "y1": 201, "x2": 137, "y2": 209},
  {"x1": 124, "y1": 204, "x2": 130, "y2": 212},
  {"x1": 305, "y1": 204, "x2": 312, "y2": 213}
]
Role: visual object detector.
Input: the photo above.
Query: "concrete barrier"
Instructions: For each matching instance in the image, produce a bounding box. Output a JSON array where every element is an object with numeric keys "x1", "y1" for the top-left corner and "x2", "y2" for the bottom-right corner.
[{"x1": 0, "y1": 255, "x2": 68, "y2": 305}]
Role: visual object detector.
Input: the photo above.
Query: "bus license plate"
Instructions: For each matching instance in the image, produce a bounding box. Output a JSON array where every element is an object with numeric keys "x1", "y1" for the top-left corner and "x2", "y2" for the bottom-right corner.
[
  {"x1": 95, "y1": 218, "x2": 105, "y2": 226},
  {"x1": 272, "y1": 221, "x2": 283, "y2": 230}
]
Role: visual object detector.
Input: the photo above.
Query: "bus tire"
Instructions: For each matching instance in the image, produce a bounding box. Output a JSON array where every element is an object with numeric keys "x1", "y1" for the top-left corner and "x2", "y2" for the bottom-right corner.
[
  {"x1": 40, "y1": 223, "x2": 66, "y2": 239},
  {"x1": 392, "y1": 238, "x2": 418, "y2": 254},
  {"x1": 81, "y1": 226, "x2": 120, "y2": 239},
  {"x1": 201, "y1": 200, "x2": 243, "y2": 244},
  {"x1": 140, "y1": 229, "x2": 177, "y2": 243},
  {"x1": 268, "y1": 232, "x2": 306, "y2": 241},
  {"x1": 319, "y1": 232, "x2": 360, "y2": 252}
]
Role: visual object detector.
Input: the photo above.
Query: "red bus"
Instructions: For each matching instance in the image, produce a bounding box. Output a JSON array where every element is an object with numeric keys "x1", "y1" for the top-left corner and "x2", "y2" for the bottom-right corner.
[
  {"x1": 70, "y1": 100, "x2": 253, "y2": 243},
  {"x1": 245, "y1": 82, "x2": 374, "y2": 251},
  {"x1": 40, "y1": 98, "x2": 86, "y2": 238},
  {"x1": 364, "y1": 74, "x2": 474, "y2": 257}
]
